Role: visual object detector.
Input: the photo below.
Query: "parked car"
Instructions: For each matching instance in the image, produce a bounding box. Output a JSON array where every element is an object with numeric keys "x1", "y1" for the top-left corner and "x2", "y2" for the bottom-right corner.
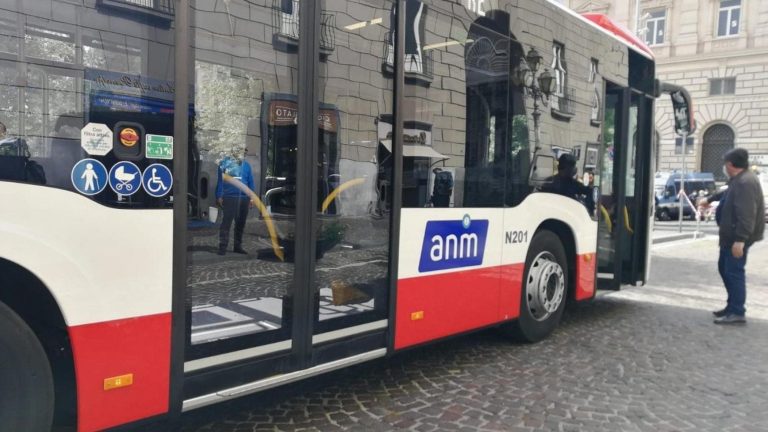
[
  {"x1": 654, "y1": 172, "x2": 716, "y2": 221},
  {"x1": 655, "y1": 195, "x2": 696, "y2": 221}
]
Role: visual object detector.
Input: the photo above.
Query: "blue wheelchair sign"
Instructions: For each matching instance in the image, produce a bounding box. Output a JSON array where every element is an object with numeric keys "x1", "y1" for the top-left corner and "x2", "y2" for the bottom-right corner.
[
  {"x1": 71, "y1": 159, "x2": 108, "y2": 196},
  {"x1": 142, "y1": 163, "x2": 173, "y2": 198},
  {"x1": 109, "y1": 161, "x2": 142, "y2": 196}
]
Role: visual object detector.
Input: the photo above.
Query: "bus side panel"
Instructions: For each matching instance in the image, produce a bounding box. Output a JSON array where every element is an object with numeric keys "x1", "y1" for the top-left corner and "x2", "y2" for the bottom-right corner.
[
  {"x1": 498, "y1": 263, "x2": 525, "y2": 320},
  {"x1": 68, "y1": 313, "x2": 171, "y2": 432},
  {"x1": 0, "y1": 184, "x2": 174, "y2": 431},
  {"x1": 395, "y1": 267, "x2": 502, "y2": 349},
  {"x1": 395, "y1": 208, "x2": 505, "y2": 350}
]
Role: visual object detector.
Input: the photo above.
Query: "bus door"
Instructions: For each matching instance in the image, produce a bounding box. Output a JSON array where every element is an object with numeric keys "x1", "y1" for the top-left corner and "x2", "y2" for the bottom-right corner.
[
  {"x1": 597, "y1": 84, "x2": 653, "y2": 289},
  {"x1": 182, "y1": 0, "x2": 393, "y2": 403}
]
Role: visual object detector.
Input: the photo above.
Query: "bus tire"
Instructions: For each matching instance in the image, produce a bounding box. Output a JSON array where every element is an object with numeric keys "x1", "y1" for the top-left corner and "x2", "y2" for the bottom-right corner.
[
  {"x1": 0, "y1": 300, "x2": 54, "y2": 432},
  {"x1": 507, "y1": 230, "x2": 568, "y2": 343}
]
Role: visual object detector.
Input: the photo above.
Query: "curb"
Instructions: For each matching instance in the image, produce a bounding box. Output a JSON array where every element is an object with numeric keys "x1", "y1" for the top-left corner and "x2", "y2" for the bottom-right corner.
[{"x1": 652, "y1": 232, "x2": 707, "y2": 244}]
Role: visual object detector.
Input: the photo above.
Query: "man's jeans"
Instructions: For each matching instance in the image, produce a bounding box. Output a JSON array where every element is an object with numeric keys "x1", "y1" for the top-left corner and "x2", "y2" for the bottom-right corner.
[
  {"x1": 219, "y1": 196, "x2": 250, "y2": 251},
  {"x1": 718, "y1": 246, "x2": 749, "y2": 316}
]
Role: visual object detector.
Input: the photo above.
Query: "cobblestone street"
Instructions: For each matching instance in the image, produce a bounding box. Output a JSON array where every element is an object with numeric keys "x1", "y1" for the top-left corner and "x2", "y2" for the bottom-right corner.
[{"x1": 171, "y1": 237, "x2": 768, "y2": 432}]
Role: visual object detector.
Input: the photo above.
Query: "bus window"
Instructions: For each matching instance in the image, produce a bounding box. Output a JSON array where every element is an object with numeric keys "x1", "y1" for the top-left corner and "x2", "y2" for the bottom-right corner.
[
  {"x1": 0, "y1": 7, "x2": 174, "y2": 209},
  {"x1": 312, "y1": 0, "x2": 394, "y2": 334},
  {"x1": 399, "y1": 4, "x2": 527, "y2": 209},
  {"x1": 185, "y1": 4, "x2": 297, "y2": 351}
]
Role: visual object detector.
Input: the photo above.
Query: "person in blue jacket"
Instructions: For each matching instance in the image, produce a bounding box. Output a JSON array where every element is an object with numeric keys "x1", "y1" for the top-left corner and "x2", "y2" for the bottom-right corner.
[{"x1": 216, "y1": 148, "x2": 254, "y2": 255}]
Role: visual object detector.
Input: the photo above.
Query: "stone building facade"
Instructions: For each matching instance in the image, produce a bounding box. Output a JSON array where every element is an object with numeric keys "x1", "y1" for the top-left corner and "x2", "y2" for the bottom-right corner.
[{"x1": 567, "y1": 0, "x2": 768, "y2": 181}]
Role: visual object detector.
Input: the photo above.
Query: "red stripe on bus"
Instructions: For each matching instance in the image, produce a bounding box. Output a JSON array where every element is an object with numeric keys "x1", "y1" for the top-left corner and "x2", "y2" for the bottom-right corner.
[
  {"x1": 395, "y1": 264, "x2": 524, "y2": 350},
  {"x1": 575, "y1": 253, "x2": 597, "y2": 300},
  {"x1": 68, "y1": 313, "x2": 171, "y2": 432},
  {"x1": 395, "y1": 253, "x2": 596, "y2": 349}
]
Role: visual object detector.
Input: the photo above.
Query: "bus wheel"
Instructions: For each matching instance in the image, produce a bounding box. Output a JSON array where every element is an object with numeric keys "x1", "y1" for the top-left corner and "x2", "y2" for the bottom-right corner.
[
  {"x1": 0, "y1": 300, "x2": 54, "y2": 432},
  {"x1": 506, "y1": 230, "x2": 568, "y2": 343}
]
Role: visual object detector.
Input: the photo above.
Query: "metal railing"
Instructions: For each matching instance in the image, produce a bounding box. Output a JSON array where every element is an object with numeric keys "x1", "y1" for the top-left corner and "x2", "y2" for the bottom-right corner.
[
  {"x1": 551, "y1": 88, "x2": 575, "y2": 118},
  {"x1": 383, "y1": 31, "x2": 433, "y2": 79},
  {"x1": 273, "y1": 0, "x2": 335, "y2": 52}
]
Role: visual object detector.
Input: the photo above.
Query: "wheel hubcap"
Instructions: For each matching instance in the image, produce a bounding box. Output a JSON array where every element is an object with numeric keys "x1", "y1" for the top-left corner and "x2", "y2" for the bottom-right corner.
[{"x1": 526, "y1": 251, "x2": 565, "y2": 321}]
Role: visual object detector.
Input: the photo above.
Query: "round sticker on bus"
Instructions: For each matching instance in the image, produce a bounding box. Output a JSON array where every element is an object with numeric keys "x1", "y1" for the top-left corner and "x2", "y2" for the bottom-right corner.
[
  {"x1": 119, "y1": 127, "x2": 139, "y2": 147},
  {"x1": 108, "y1": 161, "x2": 142, "y2": 196},
  {"x1": 142, "y1": 163, "x2": 173, "y2": 198},
  {"x1": 71, "y1": 159, "x2": 108, "y2": 196}
]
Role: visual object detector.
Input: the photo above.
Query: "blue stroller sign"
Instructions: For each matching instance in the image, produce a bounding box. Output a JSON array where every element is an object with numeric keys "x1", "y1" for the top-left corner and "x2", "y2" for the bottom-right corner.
[
  {"x1": 71, "y1": 159, "x2": 108, "y2": 196},
  {"x1": 109, "y1": 161, "x2": 142, "y2": 196},
  {"x1": 142, "y1": 163, "x2": 173, "y2": 198}
]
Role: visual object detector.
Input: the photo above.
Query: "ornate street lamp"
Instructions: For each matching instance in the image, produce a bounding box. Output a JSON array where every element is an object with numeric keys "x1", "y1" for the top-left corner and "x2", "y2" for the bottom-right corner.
[
  {"x1": 538, "y1": 69, "x2": 554, "y2": 97},
  {"x1": 516, "y1": 46, "x2": 553, "y2": 151},
  {"x1": 525, "y1": 47, "x2": 543, "y2": 73}
]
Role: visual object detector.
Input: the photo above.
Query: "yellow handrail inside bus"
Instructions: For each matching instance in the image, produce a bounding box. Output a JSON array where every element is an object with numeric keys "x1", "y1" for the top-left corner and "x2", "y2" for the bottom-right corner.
[
  {"x1": 222, "y1": 173, "x2": 284, "y2": 262},
  {"x1": 599, "y1": 204, "x2": 612, "y2": 233},
  {"x1": 322, "y1": 178, "x2": 366, "y2": 214},
  {"x1": 623, "y1": 205, "x2": 634, "y2": 234}
]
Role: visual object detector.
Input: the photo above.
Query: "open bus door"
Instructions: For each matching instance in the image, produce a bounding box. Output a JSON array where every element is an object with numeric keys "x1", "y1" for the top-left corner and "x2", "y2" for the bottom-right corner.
[
  {"x1": 597, "y1": 83, "x2": 653, "y2": 289},
  {"x1": 597, "y1": 80, "x2": 695, "y2": 290}
]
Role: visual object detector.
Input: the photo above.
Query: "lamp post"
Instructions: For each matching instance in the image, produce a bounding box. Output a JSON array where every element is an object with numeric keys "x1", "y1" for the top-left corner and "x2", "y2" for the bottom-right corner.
[{"x1": 513, "y1": 47, "x2": 554, "y2": 151}]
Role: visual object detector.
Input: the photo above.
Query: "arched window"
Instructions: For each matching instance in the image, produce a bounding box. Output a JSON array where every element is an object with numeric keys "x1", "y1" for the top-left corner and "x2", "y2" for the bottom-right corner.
[
  {"x1": 551, "y1": 43, "x2": 567, "y2": 112},
  {"x1": 701, "y1": 124, "x2": 735, "y2": 181}
]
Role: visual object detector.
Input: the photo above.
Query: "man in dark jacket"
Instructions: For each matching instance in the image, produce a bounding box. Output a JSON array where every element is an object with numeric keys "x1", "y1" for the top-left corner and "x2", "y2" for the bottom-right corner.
[
  {"x1": 544, "y1": 153, "x2": 595, "y2": 215},
  {"x1": 700, "y1": 148, "x2": 765, "y2": 324}
]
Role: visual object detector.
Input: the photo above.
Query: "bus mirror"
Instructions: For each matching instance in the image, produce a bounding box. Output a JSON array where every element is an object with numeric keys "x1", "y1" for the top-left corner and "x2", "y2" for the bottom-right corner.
[{"x1": 656, "y1": 81, "x2": 696, "y2": 135}]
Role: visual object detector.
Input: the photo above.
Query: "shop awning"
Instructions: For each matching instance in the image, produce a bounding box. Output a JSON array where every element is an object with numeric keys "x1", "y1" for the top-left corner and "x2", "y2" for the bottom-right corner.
[{"x1": 380, "y1": 140, "x2": 448, "y2": 159}]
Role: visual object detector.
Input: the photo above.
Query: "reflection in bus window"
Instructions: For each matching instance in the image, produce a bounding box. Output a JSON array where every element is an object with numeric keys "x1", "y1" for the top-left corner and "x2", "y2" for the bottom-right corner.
[
  {"x1": 185, "y1": 2, "x2": 298, "y2": 349},
  {"x1": 400, "y1": 5, "x2": 529, "y2": 209},
  {"x1": 312, "y1": 0, "x2": 394, "y2": 333},
  {"x1": 0, "y1": 2, "x2": 173, "y2": 205}
]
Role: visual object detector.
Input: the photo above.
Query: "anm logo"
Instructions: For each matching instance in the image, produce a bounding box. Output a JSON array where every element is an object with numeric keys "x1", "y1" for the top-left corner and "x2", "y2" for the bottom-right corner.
[{"x1": 418, "y1": 214, "x2": 488, "y2": 273}]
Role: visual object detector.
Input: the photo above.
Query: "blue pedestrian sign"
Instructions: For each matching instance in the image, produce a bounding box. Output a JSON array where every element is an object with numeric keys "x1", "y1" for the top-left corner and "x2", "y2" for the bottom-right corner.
[
  {"x1": 142, "y1": 163, "x2": 173, "y2": 198},
  {"x1": 71, "y1": 159, "x2": 108, "y2": 196},
  {"x1": 109, "y1": 161, "x2": 142, "y2": 196}
]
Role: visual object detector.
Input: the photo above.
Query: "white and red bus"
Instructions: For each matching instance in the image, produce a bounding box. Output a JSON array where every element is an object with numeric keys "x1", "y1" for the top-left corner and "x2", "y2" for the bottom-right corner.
[{"x1": 0, "y1": 0, "x2": 693, "y2": 430}]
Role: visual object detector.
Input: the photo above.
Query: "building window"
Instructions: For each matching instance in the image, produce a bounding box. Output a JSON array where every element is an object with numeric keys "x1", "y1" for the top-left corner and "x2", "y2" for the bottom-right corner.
[
  {"x1": 717, "y1": 0, "x2": 741, "y2": 37},
  {"x1": 384, "y1": 0, "x2": 431, "y2": 80},
  {"x1": 588, "y1": 58, "x2": 598, "y2": 83},
  {"x1": 589, "y1": 59, "x2": 601, "y2": 126},
  {"x1": 552, "y1": 43, "x2": 566, "y2": 98},
  {"x1": 710, "y1": 77, "x2": 736, "y2": 95},
  {"x1": 551, "y1": 42, "x2": 573, "y2": 118},
  {"x1": 644, "y1": 10, "x2": 666, "y2": 46},
  {"x1": 273, "y1": 0, "x2": 335, "y2": 53}
]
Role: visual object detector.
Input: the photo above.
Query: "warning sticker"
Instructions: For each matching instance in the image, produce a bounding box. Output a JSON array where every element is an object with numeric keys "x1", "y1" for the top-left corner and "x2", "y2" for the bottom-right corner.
[{"x1": 80, "y1": 123, "x2": 113, "y2": 156}]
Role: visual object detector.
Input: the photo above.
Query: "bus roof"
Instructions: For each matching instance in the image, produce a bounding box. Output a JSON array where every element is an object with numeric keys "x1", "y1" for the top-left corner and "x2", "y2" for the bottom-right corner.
[{"x1": 546, "y1": 1, "x2": 654, "y2": 60}]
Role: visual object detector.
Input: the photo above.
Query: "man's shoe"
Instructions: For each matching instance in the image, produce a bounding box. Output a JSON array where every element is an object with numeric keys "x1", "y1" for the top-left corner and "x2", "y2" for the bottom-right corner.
[
  {"x1": 712, "y1": 308, "x2": 728, "y2": 318},
  {"x1": 233, "y1": 247, "x2": 248, "y2": 254},
  {"x1": 714, "y1": 314, "x2": 746, "y2": 325},
  {"x1": 216, "y1": 249, "x2": 226, "y2": 256}
]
